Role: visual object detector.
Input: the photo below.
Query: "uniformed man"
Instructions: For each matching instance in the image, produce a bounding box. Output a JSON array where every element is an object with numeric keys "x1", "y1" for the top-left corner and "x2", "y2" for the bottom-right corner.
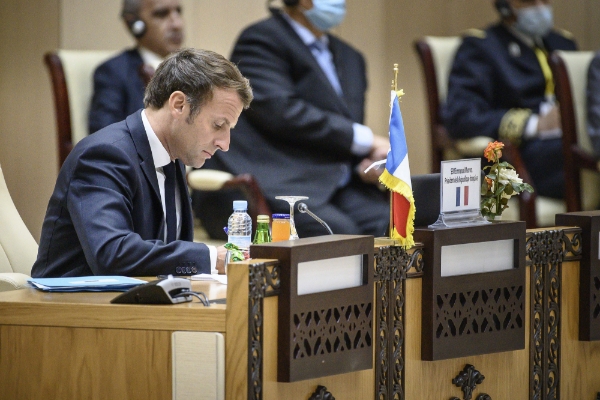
[{"x1": 442, "y1": 0, "x2": 576, "y2": 199}]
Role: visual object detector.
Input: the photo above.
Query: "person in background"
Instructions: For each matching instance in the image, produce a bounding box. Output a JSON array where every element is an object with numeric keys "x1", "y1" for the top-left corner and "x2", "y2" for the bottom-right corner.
[
  {"x1": 442, "y1": 0, "x2": 576, "y2": 199},
  {"x1": 32, "y1": 49, "x2": 253, "y2": 278},
  {"x1": 194, "y1": 0, "x2": 390, "y2": 239},
  {"x1": 587, "y1": 52, "x2": 600, "y2": 158},
  {"x1": 88, "y1": 0, "x2": 184, "y2": 134}
]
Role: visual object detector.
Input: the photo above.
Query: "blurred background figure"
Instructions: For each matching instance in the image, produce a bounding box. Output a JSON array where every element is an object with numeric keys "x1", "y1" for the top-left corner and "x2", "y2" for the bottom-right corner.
[
  {"x1": 194, "y1": 0, "x2": 390, "y2": 240},
  {"x1": 442, "y1": 0, "x2": 576, "y2": 199},
  {"x1": 88, "y1": 0, "x2": 184, "y2": 134},
  {"x1": 587, "y1": 52, "x2": 600, "y2": 158}
]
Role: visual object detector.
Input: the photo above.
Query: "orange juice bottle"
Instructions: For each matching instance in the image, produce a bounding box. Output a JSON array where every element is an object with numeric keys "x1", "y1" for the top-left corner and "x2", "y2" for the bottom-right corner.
[{"x1": 271, "y1": 214, "x2": 290, "y2": 242}]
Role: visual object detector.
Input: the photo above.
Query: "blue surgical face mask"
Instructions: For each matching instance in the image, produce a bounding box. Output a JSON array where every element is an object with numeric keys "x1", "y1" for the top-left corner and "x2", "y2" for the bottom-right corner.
[
  {"x1": 303, "y1": 0, "x2": 346, "y2": 32},
  {"x1": 514, "y1": 4, "x2": 553, "y2": 38}
]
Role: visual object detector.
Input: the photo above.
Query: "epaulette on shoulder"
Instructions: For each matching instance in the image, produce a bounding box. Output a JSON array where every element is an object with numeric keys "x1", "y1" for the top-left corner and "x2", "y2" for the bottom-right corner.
[
  {"x1": 555, "y1": 28, "x2": 574, "y2": 39},
  {"x1": 461, "y1": 28, "x2": 486, "y2": 39}
]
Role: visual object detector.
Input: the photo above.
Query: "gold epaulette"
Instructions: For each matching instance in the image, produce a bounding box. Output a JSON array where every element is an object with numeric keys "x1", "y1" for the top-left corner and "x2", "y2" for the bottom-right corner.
[
  {"x1": 498, "y1": 108, "x2": 532, "y2": 147},
  {"x1": 556, "y1": 28, "x2": 574, "y2": 40},
  {"x1": 461, "y1": 28, "x2": 486, "y2": 39}
]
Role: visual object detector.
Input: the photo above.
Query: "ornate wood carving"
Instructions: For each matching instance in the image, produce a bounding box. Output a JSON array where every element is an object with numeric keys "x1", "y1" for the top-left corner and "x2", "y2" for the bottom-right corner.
[
  {"x1": 526, "y1": 228, "x2": 581, "y2": 400},
  {"x1": 308, "y1": 385, "x2": 335, "y2": 400},
  {"x1": 448, "y1": 364, "x2": 491, "y2": 400},
  {"x1": 248, "y1": 261, "x2": 280, "y2": 400},
  {"x1": 417, "y1": 222, "x2": 526, "y2": 361},
  {"x1": 374, "y1": 244, "x2": 424, "y2": 400}
]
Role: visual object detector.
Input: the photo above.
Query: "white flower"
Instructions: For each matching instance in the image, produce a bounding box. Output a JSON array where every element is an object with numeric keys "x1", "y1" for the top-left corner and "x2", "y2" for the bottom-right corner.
[{"x1": 498, "y1": 167, "x2": 522, "y2": 185}]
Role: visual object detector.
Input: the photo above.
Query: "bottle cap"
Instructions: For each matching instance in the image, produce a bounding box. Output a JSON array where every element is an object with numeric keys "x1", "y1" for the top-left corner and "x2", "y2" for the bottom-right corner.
[
  {"x1": 272, "y1": 213, "x2": 290, "y2": 219},
  {"x1": 232, "y1": 200, "x2": 248, "y2": 210},
  {"x1": 257, "y1": 215, "x2": 270, "y2": 223}
]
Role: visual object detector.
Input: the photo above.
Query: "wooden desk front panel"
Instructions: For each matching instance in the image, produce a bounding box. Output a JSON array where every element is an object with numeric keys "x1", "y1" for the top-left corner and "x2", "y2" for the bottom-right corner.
[
  {"x1": 560, "y1": 260, "x2": 600, "y2": 398},
  {"x1": 404, "y1": 272, "x2": 530, "y2": 399},
  {"x1": 0, "y1": 325, "x2": 171, "y2": 399}
]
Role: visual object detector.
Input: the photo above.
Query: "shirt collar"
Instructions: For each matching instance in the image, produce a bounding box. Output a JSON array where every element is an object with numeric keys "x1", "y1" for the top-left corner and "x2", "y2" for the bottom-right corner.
[
  {"x1": 141, "y1": 109, "x2": 171, "y2": 168},
  {"x1": 281, "y1": 11, "x2": 330, "y2": 49},
  {"x1": 138, "y1": 46, "x2": 164, "y2": 70},
  {"x1": 506, "y1": 24, "x2": 543, "y2": 48}
]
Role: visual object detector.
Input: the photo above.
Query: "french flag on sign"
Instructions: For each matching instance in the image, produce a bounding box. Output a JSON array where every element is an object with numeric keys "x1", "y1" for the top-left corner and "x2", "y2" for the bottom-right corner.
[{"x1": 456, "y1": 186, "x2": 469, "y2": 207}]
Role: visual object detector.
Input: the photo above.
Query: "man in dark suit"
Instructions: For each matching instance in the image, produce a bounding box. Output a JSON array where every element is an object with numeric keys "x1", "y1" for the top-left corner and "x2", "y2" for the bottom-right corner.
[
  {"x1": 442, "y1": 0, "x2": 576, "y2": 199},
  {"x1": 32, "y1": 49, "x2": 253, "y2": 278},
  {"x1": 88, "y1": 0, "x2": 184, "y2": 134},
  {"x1": 587, "y1": 53, "x2": 600, "y2": 158},
  {"x1": 195, "y1": 0, "x2": 390, "y2": 239}
]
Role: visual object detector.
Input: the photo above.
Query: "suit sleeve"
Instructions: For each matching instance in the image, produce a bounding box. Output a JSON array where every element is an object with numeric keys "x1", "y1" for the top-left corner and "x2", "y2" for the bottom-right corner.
[
  {"x1": 442, "y1": 37, "x2": 513, "y2": 141},
  {"x1": 88, "y1": 63, "x2": 128, "y2": 135},
  {"x1": 231, "y1": 26, "x2": 356, "y2": 158},
  {"x1": 587, "y1": 54, "x2": 600, "y2": 158},
  {"x1": 67, "y1": 143, "x2": 211, "y2": 276}
]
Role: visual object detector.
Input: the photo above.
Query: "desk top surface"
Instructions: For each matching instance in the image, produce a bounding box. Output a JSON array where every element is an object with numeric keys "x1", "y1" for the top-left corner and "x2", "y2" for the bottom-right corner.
[{"x1": 0, "y1": 279, "x2": 228, "y2": 332}]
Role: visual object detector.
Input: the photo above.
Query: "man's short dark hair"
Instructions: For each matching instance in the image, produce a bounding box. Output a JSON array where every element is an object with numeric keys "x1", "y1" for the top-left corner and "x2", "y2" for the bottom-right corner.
[{"x1": 144, "y1": 48, "x2": 253, "y2": 121}]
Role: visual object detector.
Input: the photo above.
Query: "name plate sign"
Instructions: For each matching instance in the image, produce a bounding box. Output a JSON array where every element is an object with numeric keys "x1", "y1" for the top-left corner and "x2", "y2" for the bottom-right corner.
[
  {"x1": 430, "y1": 158, "x2": 488, "y2": 228},
  {"x1": 441, "y1": 158, "x2": 481, "y2": 213}
]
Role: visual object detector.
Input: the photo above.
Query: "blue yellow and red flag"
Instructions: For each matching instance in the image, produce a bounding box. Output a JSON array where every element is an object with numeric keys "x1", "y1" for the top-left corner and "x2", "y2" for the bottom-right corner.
[{"x1": 378, "y1": 90, "x2": 415, "y2": 248}]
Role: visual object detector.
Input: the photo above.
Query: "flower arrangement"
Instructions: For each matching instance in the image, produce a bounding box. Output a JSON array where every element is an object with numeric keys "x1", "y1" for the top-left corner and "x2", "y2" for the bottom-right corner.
[{"x1": 480, "y1": 141, "x2": 534, "y2": 220}]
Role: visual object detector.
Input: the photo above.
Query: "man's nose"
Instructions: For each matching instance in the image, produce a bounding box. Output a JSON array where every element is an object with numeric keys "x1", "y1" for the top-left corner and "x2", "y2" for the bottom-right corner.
[
  {"x1": 215, "y1": 131, "x2": 230, "y2": 152},
  {"x1": 170, "y1": 11, "x2": 184, "y2": 30}
]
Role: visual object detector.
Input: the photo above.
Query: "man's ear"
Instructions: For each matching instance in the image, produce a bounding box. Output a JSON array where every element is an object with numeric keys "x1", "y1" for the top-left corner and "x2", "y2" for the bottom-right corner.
[{"x1": 169, "y1": 91, "x2": 187, "y2": 118}]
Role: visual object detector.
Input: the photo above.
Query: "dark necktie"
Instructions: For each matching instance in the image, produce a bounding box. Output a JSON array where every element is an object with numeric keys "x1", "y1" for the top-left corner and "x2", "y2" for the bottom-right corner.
[{"x1": 163, "y1": 161, "x2": 177, "y2": 243}]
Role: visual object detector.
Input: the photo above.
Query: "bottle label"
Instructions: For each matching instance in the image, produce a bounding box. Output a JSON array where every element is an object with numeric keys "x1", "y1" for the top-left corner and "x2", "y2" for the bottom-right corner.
[{"x1": 228, "y1": 235, "x2": 252, "y2": 250}]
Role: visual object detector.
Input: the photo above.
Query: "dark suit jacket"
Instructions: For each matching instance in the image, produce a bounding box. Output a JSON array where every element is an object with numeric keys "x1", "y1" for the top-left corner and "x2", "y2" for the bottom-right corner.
[
  {"x1": 204, "y1": 8, "x2": 367, "y2": 208},
  {"x1": 442, "y1": 24, "x2": 577, "y2": 199},
  {"x1": 88, "y1": 49, "x2": 146, "y2": 135},
  {"x1": 32, "y1": 111, "x2": 210, "y2": 277},
  {"x1": 587, "y1": 53, "x2": 600, "y2": 158}
]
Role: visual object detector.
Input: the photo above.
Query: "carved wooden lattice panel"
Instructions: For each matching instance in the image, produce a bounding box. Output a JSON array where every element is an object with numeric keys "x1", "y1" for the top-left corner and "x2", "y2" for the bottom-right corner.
[
  {"x1": 292, "y1": 303, "x2": 373, "y2": 359},
  {"x1": 435, "y1": 286, "x2": 524, "y2": 339}
]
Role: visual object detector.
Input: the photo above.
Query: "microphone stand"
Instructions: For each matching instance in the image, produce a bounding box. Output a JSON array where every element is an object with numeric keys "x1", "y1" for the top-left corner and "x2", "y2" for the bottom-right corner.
[{"x1": 297, "y1": 203, "x2": 333, "y2": 235}]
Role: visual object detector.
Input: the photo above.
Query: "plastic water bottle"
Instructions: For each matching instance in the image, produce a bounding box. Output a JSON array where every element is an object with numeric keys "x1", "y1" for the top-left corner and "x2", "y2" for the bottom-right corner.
[{"x1": 227, "y1": 200, "x2": 252, "y2": 249}]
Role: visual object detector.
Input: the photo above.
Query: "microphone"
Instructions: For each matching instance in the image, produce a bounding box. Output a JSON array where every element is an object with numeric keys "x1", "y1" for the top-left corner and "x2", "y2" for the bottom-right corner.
[{"x1": 297, "y1": 203, "x2": 333, "y2": 235}]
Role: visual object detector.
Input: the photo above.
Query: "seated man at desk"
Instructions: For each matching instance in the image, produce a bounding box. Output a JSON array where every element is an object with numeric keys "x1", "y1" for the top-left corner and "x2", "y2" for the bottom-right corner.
[
  {"x1": 442, "y1": 0, "x2": 576, "y2": 199},
  {"x1": 88, "y1": 0, "x2": 185, "y2": 134},
  {"x1": 32, "y1": 48, "x2": 253, "y2": 278}
]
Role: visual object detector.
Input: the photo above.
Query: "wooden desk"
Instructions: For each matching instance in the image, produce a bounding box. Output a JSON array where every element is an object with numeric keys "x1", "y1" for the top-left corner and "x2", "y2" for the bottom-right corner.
[{"x1": 0, "y1": 280, "x2": 227, "y2": 399}]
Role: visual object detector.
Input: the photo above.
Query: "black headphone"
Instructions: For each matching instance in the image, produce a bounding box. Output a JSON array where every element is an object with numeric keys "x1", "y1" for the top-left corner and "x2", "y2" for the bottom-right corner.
[
  {"x1": 494, "y1": 0, "x2": 514, "y2": 18},
  {"x1": 122, "y1": 12, "x2": 147, "y2": 39},
  {"x1": 283, "y1": 0, "x2": 299, "y2": 5}
]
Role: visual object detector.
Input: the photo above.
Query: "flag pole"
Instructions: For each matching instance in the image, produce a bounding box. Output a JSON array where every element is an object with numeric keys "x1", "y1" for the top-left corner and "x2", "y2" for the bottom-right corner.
[{"x1": 389, "y1": 64, "x2": 398, "y2": 238}]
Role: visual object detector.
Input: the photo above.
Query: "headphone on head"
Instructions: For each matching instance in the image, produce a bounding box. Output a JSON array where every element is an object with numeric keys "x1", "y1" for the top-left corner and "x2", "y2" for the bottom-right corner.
[
  {"x1": 494, "y1": 0, "x2": 514, "y2": 18},
  {"x1": 122, "y1": 12, "x2": 147, "y2": 39},
  {"x1": 283, "y1": 0, "x2": 300, "y2": 5}
]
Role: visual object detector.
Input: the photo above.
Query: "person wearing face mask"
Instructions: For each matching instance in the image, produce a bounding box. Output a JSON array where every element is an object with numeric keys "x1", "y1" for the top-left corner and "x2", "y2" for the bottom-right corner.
[
  {"x1": 442, "y1": 0, "x2": 576, "y2": 199},
  {"x1": 193, "y1": 0, "x2": 391, "y2": 239},
  {"x1": 88, "y1": 0, "x2": 184, "y2": 135}
]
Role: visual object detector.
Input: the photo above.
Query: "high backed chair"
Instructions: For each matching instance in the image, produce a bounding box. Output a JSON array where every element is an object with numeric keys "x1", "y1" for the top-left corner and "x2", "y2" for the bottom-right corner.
[
  {"x1": 549, "y1": 50, "x2": 600, "y2": 212},
  {"x1": 0, "y1": 164, "x2": 38, "y2": 291},
  {"x1": 414, "y1": 36, "x2": 565, "y2": 228},
  {"x1": 44, "y1": 50, "x2": 116, "y2": 167},
  {"x1": 44, "y1": 50, "x2": 271, "y2": 240}
]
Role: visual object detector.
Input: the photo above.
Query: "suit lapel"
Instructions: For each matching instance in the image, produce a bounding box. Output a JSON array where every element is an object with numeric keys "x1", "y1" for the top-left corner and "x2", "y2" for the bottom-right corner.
[{"x1": 125, "y1": 112, "x2": 161, "y2": 203}]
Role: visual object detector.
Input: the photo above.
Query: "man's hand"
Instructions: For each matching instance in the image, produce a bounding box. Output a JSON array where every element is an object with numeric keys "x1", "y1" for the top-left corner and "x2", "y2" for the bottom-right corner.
[
  {"x1": 369, "y1": 135, "x2": 390, "y2": 161},
  {"x1": 216, "y1": 245, "x2": 228, "y2": 274},
  {"x1": 537, "y1": 104, "x2": 561, "y2": 133},
  {"x1": 356, "y1": 135, "x2": 389, "y2": 184}
]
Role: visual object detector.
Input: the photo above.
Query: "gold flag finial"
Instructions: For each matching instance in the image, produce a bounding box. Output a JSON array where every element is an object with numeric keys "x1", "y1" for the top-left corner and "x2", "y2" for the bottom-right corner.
[{"x1": 391, "y1": 63, "x2": 405, "y2": 100}]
